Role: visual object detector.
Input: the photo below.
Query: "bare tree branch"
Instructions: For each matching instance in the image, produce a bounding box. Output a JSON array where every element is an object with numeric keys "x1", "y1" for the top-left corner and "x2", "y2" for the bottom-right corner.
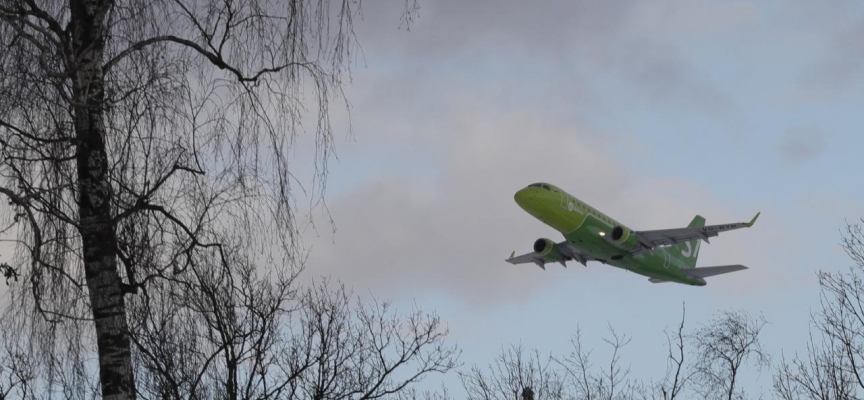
[
  {"x1": 0, "y1": 0, "x2": 416, "y2": 397},
  {"x1": 690, "y1": 309, "x2": 769, "y2": 400}
]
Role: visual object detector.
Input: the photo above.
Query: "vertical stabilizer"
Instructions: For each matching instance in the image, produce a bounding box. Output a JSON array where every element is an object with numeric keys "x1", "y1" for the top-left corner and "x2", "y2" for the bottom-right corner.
[{"x1": 671, "y1": 215, "x2": 705, "y2": 268}]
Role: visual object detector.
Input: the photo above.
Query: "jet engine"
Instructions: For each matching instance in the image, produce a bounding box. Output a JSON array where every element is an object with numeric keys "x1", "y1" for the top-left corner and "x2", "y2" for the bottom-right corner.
[
  {"x1": 533, "y1": 238, "x2": 563, "y2": 262},
  {"x1": 608, "y1": 225, "x2": 639, "y2": 251}
]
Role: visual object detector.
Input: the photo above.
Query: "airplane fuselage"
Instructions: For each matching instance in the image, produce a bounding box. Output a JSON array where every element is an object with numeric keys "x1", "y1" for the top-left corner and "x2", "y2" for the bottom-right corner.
[{"x1": 514, "y1": 184, "x2": 707, "y2": 286}]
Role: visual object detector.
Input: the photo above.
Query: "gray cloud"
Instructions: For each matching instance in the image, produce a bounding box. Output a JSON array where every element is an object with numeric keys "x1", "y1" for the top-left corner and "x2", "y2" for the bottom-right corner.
[
  {"x1": 304, "y1": 106, "x2": 626, "y2": 306},
  {"x1": 796, "y1": 20, "x2": 864, "y2": 99},
  {"x1": 779, "y1": 127, "x2": 827, "y2": 164},
  {"x1": 765, "y1": 4, "x2": 864, "y2": 100},
  {"x1": 353, "y1": 0, "x2": 750, "y2": 115},
  {"x1": 290, "y1": 0, "x2": 805, "y2": 308}
]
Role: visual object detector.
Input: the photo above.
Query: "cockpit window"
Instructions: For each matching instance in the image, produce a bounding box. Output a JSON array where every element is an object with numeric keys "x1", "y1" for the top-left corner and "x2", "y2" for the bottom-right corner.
[
  {"x1": 528, "y1": 183, "x2": 552, "y2": 191},
  {"x1": 542, "y1": 184, "x2": 551, "y2": 190}
]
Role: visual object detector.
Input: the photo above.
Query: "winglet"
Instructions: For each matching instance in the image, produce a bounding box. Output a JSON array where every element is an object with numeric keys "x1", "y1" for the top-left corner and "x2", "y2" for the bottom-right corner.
[
  {"x1": 746, "y1": 212, "x2": 760, "y2": 227},
  {"x1": 508, "y1": 251, "x2": 515, "y2": 260}
]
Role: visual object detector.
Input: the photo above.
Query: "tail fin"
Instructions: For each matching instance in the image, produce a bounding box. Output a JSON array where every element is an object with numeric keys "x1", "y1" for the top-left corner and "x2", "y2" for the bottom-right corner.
[{"x1": 671, "y1": 215, "x2": 705, "y2": 269}]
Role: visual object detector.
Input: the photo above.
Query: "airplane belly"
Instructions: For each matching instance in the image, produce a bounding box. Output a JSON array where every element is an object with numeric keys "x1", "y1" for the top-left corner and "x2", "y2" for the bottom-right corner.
[
  {"x1": 564, "y1": 215, "x2": 622, "y2": 260},
  {"x1": 629, "y1": 253, "x2": 702, "y2": 285}
]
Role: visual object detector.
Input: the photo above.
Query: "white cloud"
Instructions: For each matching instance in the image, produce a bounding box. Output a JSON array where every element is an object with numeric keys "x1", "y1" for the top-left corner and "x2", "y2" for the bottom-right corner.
[{"x1": 304, "y1": 103, "x2": 623, "y2": 306}]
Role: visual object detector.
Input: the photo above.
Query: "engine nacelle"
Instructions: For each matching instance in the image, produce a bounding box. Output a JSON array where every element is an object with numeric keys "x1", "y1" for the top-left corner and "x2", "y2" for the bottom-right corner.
[
  {"x1": 608, "y1": 225, "x2": 639, "y2": 251},
  {"x1": 533, "y1": 238, "x2": 563, "y2": 262}
]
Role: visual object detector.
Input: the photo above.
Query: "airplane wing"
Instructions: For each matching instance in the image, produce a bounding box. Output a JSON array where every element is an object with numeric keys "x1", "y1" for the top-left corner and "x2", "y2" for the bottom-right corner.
[
  {"x1": 630, "y1": 212, "x2": 760, "y2": 253},
  {"x1": 506, "y1": 241, "x2": 594, "y2": 270},
  {"x1": 683, "y1": 264, "x2": 748, "y2": 278}
]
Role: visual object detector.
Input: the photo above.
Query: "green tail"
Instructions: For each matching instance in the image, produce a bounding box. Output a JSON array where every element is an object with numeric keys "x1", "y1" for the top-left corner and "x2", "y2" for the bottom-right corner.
[{"x1": 672, "y1": 215, "x2": 704, "y2": 268}]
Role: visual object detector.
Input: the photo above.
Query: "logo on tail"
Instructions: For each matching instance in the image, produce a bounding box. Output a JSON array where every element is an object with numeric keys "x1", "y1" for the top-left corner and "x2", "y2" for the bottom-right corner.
[
  {"x1": 681, "y1": 240, "x2": 701, "y2": 258},
  {"x1": 674, "y1": 215, "x2": 705, "y2": 269}
]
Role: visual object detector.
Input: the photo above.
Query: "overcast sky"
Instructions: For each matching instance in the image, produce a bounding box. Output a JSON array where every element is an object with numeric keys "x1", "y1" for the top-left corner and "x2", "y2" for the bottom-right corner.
[
  {"x1": 288, "y1": 0, "x2": 864, "y2": 395},
  {"x1": 0, "y1": 1, "x2": 859, "y2": 397}
]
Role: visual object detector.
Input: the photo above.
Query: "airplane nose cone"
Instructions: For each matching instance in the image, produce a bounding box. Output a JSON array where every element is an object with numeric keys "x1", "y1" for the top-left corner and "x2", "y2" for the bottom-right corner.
[
  {"x1": 514, "y1": 188, "x2": 530, "y2": 207},
  {"x1": 513, "y1": 188, "x2": 536, "y2": 209}
]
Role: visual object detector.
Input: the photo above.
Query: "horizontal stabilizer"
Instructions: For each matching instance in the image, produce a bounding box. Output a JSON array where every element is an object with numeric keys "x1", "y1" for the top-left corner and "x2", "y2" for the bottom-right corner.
[{"x1": 684, "y1": 264, "x2": 748, "y2": 279}]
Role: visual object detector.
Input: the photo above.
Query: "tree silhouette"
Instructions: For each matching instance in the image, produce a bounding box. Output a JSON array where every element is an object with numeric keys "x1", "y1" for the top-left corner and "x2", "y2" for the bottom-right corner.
[
  {"x1": 690, "y1": 310, "x2": 769, "y2": 400},
  {"x1": 773, "y1": 221, "x2": 864, "y2": 400},
  {"x1": 0, "y1": 0, "x2": 413, "y2": 397}
]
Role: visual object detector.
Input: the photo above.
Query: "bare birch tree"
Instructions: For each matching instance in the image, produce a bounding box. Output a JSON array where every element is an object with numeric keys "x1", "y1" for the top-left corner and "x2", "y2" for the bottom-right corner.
[
  {"x1": 690, "y1": 309, "x2": 770, "y2": 400},
  {"x1": 127, "y1": 270, "x2": 458, "y2": 400},
  {"x1": 773, "y1": 333, "x2": 857, "y2": 400},
  {"x1": 773, "y1": 221, "x2": 864, "y2": 400},
  {"x1": 1, "y1": 253, "x2": 459, "y2": 400},
  {"x1": 459, "y1": 344, "x2": 566, "y2": 400},
  {"x1": 638, "y1": 304, "x2": 692, "y2": 400},
  {"x1": 558, "y1": 326, "x2": 640, "y2": 400},
  {"x1": 458, "y1": 304, "x2": 775, "y2": 400},
  {"x1": 0, "y1": 0, "x2": 414, "y2": 398},
  {"x1": 459, "y1": 327, "x2": 640, "y2": 400}
]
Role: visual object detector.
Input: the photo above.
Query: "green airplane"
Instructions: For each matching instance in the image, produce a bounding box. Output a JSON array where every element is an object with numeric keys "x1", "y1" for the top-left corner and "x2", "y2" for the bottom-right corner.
[{"x1": 506, "y1": 183, "x2": 759, "y2": 286}]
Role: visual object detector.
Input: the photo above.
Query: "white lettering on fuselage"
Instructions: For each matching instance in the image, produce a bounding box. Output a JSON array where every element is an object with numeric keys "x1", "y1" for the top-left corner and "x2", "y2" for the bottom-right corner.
[{"x1": 562, "y1": 195, "x2": 584, "y2": 215}]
